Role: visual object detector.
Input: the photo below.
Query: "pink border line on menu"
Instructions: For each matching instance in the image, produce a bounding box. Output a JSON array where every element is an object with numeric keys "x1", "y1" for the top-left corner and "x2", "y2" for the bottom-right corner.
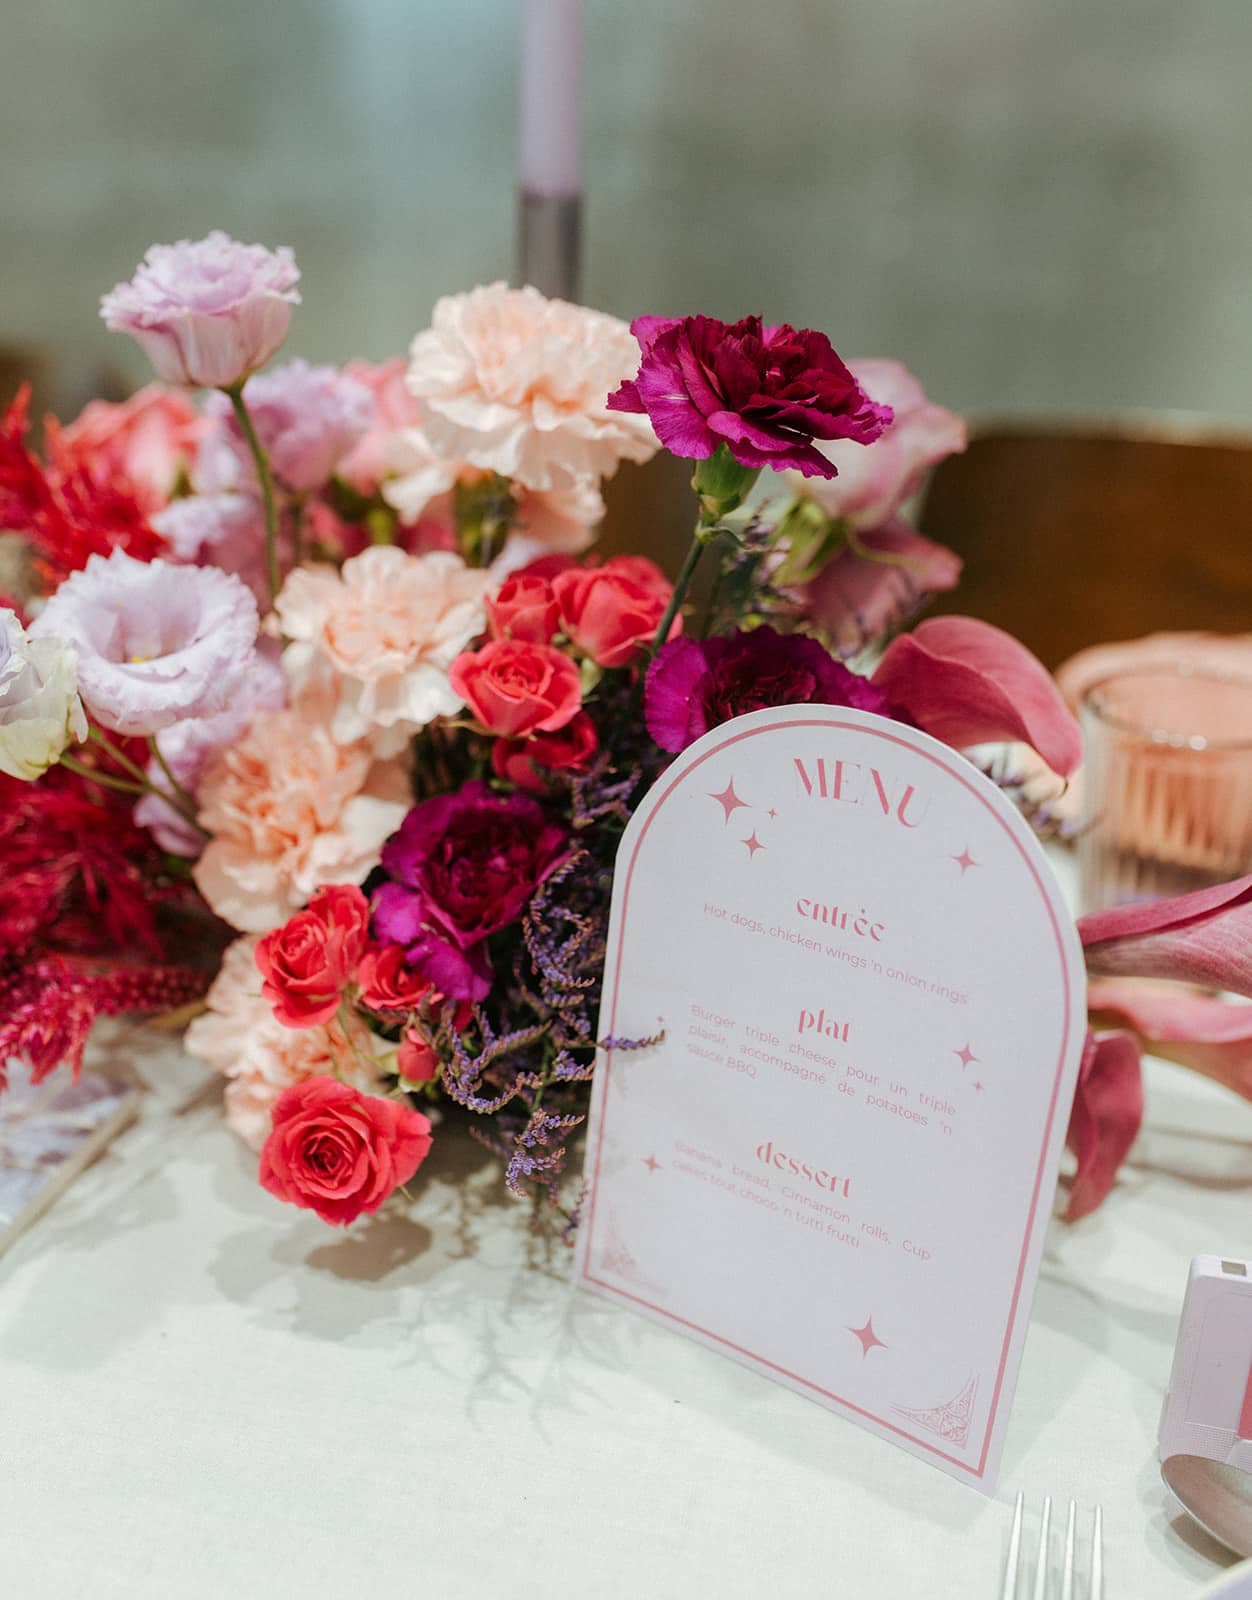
[{"x1": 583, "y1": 715, "x2": 1076, "y2": 1481}]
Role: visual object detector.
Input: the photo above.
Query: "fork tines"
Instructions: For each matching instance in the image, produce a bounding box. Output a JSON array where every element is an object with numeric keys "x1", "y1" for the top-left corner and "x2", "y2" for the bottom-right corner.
[{"x1": 1000, "y1": 1491, "x2": 1104, "y2": 1599}]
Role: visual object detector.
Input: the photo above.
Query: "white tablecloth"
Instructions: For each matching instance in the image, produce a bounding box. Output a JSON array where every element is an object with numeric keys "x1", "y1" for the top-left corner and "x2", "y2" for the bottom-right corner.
[{"x1": 1, "y1": 1020, "x2": 1249, "y2": 1599}]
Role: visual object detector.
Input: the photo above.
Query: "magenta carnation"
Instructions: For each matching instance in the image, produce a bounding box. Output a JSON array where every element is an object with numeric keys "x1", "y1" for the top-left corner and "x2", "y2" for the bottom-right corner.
[
  {"x1": 607, "y1": 314, "x2": 892, "y2": 478},
  {"x1": 373, "y1": 781, "x2": 567, "y2": 1001},
  {"x1": 100, "y1": 231, "x2": 301, "y2": 390},
  {"x1": 644, "y1": 626, "x2": 892, "y2": 754}
]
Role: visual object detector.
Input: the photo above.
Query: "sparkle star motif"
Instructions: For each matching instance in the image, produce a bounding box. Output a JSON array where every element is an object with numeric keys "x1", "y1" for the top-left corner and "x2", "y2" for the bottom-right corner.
[
  {"x1": 709, "y1": 779, "x2": 750, "y2": 824},
  {"x1": 767, "y1": 807, "x2": 778, "y2": 820},
  {"x1": 952, "y1": 847, "x2": 978, "y2": 874},
  {"x1": 742, "y1": 831, "x2": 765, "y2": 858},
  {"x1": 953, "y1": 1043, "x2": 978, "y2": 1070},
  {"x1": 973, "y1": 1081, "x2": 985, "y2": 1093},
  {"x1": 848, "y1": 1317, "x2": 887, "y2": 1357},
  {"x1": 642, "y1": 1154, "x2": 661, "y2": 1173}
]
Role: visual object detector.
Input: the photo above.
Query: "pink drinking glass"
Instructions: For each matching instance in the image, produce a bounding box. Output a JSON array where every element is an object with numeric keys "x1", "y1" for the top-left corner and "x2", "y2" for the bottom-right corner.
[{"x1": 1078, "y1": 665, "x2": 1252, "y2": 914}]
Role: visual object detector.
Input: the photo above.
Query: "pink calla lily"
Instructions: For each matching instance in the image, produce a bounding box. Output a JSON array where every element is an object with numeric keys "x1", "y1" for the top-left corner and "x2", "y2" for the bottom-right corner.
[
  {"x1": 1087, "y1": 979, "x2": 1252, "y2": 1101},
  {"x1": 1079, "y1": 873, "x2": 1252, "y2": 999},
  {"x1": 872, "y1": 615, "x2": 1083, "y2": 779},
  {"x1": 1064, "y1": 1028, "x2": 1144, "y2": 1221}
]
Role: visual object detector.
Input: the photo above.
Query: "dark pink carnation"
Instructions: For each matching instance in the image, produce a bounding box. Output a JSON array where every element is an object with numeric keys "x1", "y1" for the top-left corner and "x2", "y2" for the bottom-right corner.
[
  {"x1": 644, "y1": 626, "x2": 892, "y2": 754},
  {"x1": 372, "y1": 780, "x2": 567, "y2": 1001},
  {"x1": 607, "y1": 314, "x2": 892, "y2": 478}
]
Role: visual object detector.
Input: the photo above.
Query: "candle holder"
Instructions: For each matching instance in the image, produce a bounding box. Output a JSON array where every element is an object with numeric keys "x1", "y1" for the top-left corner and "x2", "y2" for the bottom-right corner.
[
  {"x1": 517, "y1": 191, "x2": 582, "y2": 303},
  {"x1": 1078, "y1": 664, "x2": 1252, "y2": 914}
]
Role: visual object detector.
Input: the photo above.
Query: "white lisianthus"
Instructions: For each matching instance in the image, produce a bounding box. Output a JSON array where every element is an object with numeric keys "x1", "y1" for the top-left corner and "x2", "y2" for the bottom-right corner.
[{"x1": 0, "y1": 608, "x2": 89, "y2": 781}]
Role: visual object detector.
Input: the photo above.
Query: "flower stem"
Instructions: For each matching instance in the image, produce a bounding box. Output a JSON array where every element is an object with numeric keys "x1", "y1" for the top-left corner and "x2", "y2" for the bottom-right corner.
[
  {"x1": 86, "y1": 725, "x2": 150, "y2": 785},
  {"x1": 650, "y1": 531, "x2": 706, "y2": 657},
  {"x1": 59, "y1": 752, "x2": 147, "y2": 796},
  {"x1": 146, "y1": 735, "x2": 198, "y2": 814},
  {"x1": 225, "y1": 383, "x2": 281, "y2": 604}
]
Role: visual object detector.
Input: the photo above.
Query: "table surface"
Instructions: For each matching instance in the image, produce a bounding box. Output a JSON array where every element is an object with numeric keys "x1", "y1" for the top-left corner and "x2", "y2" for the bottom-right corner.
[{"x1": 2, "y1": 1021, "x2": 1250, "y2": 1600}]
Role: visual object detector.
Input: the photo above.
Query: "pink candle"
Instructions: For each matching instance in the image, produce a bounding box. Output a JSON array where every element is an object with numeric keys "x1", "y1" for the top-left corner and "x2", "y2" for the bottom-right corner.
[{"x1": 520, "y1": 0, "x2": 583, "y2": 198}]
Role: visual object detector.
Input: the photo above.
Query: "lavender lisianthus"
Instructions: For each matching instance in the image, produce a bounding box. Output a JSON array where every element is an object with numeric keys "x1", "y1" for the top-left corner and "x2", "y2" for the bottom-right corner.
[
  {"x1": 204, "y1": 360, "x2": 374, "y2": 493},
  {"x1": 29, "y1": 548, "x2": 261, "y2": 736},
  {"x1": 373, "y1": 780, "x2": 568, "y2": 1001},
  {"x1": 607, "y1": 315, "x2": 892, "y2": 478},
  {"x1": 100, "y1": 231, "x2": 301, "y2": 390},
  {"x1": 644, "y1": 626, "x2": 893, "y2": 754}
]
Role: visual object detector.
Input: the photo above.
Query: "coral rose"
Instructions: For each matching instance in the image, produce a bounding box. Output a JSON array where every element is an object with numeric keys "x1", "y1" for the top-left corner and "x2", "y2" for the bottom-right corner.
[
  {"x1": 404, "y1": 283, "x2": 658, "y2": 491},
  {"x1": 193, "y1": 697, "x2": 409, "y2": 932},
  {"x1": 553, "y1": 555, "x2": 676, "y2": 669},
  {"x1": 396, "y1": 1028, "x2": 440, "y2": 1085},
  {"x1": 277, "y1": 547, "x2": 488, "y2": 752},
  {"x1": 449, "y1": 638, "x2": 581, "y2": 738},
  {"x1": 490, "y1": 711, "x2": 598, "y2": 795},
  {"x1": 185, "y1": 936, "x2": 384, "y2": 1150},
  {"x1": 52, "y1": 385, "x2": 203, "y2": 513},
  {"x1": 486, "y1": 572, "x2": 560, "y2": 644},
  {"x1": 259, "y1": 1076, "x2": 433, "y2": 1226},
  {"x1": 255, "y1": 884, "x2": 371, "y2": 1028},
  {"x1": 357, "y1": 943, "x2": 439, "y2": 1013},
  {"x1": 100, "y1": 231, "x2": 301, "y2": 390}
]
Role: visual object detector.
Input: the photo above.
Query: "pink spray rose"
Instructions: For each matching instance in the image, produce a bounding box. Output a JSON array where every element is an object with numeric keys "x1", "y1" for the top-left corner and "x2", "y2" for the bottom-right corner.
[
  {"x1": 51, "y1": 386, "x2": 203, "y2": 513},
  {"x1": 796, "y1": 359, "x2": 966, "y2": 529},
  {"x1": 607, "y1": 314, "x2": 892, "y2": 477},
  {"x1": 205, "y1": 360, "x2": 374, "y2": 494},
  {"x1": 29, "y1": 548, "x2": 261, "y2": 736},
  {"x1": 254, "y1": 884, "x2": 372, "y2": 1029},
  {"x1": 100, "y1": 231, "x2": 301, "y2": 390},
  {"x1": 801, "y1": 518, "x2": 963, "y2": 655},
  {"x1": 337, "y1": 357, "x2": 424, "y2": 495}
]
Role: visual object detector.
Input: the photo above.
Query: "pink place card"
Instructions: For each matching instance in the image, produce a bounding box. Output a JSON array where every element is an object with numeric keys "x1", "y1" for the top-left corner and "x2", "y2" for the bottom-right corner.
[{"x1": 577, "y1": 705, "x2": 1086, "y2": 1488}]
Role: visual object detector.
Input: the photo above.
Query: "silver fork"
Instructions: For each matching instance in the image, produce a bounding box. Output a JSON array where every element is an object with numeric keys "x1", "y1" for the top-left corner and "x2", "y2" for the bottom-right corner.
[{"x1": 1000, "y1": 1491, "x2": 1104, "y2": 1599}]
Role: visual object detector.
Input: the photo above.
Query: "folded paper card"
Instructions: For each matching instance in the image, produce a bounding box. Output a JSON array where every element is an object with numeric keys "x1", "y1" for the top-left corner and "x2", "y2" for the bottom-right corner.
[{"x1": 577, "y1": 704, "x2": 1086, "y2": 1488}]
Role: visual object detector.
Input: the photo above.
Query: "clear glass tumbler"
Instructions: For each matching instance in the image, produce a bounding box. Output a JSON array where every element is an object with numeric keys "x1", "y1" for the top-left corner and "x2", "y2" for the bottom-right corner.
[{"x1": 1078, "y1": 666, "x2": 1252, "y2": 914}]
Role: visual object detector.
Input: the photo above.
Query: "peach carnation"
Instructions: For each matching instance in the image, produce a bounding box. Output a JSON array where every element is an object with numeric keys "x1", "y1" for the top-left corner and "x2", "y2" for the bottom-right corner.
[
  {"x1": 276, "y1": 547, "x2": 488, "y2": 751},
  {"x1": 404, "y1": 283, "x2": 658, "y2": 492},
  {"x1": 383, "y1": 425, "x2": 604, "y2": 559},
  {"x1": 192, "y1": 698, "x2": 409, "y2": 931},
  {"x1": 186, "y1": 935, "x2": 384, "y2": 1149}
]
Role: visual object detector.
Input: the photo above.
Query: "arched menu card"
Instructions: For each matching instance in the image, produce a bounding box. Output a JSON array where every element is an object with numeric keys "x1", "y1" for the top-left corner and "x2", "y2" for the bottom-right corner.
[{"x1": 577, "y1": 704, "x2": 1086, "y2": 1488}]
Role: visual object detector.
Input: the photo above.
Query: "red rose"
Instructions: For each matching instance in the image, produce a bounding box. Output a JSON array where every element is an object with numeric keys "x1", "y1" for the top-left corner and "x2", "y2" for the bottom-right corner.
[
  {"x1": 552, "y1": 556, "x2": 677, "y2": 669},
  {"x1": 357, "y1": 943, "x2": 439, "y2": 1013},
  {"x1": 397, "y1": 1027, "x2": 440, "y2": 1084},
  {"x1": 491, "y1": 711, "x2": 599, "y2": 794},
  {"x1": 259, "y1": 1076, "x2": 432, "y2": 1226},
  {"x1": 255, "y1": 884, "x2": 371, "y2": 1029},
  {"x1": 485, "y1": 573, "x2": 559, "y2": 644},
  {"x1": 449, "y1": 639, "x2": 582, "y2": 738}
]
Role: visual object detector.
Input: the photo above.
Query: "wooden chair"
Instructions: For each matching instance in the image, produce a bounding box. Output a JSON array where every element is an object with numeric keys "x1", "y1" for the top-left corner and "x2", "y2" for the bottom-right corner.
[{"x1": 918, "y1": 421, "x2": 1252, "y2": 669}]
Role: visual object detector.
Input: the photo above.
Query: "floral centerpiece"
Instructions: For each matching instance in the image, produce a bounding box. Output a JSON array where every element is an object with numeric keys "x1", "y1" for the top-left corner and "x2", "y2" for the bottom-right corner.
[{"x1": 2, "y1": 232, "x2": 1249, "y2": 1233}]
